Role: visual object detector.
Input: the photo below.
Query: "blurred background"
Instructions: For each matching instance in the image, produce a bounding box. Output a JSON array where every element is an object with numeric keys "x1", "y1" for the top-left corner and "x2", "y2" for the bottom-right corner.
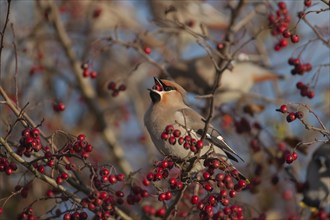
[{"x1": 0, "y1": 0, "x2": 329, "y2": 219}]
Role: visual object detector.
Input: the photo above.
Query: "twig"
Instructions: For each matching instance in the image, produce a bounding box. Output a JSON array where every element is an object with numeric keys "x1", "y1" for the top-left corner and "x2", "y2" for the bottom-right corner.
[
  {"x1": 0, "y1": 137, "x2": 81, "y2": 203},
  {"x1": 201, "y1": 0, "x2": 246, "y2": 139},
  {"x1": 300, "y1": 104, "x2": 328, "y2": 132},
  {"x1": 164, "y1": 185, "x2": 188, "y2": 220},
  {"x1": 0, "y1": 0, "x2": 11, "y2": 85},
  {"x1": 302, "y1": 17, "x2": 330, "y2": 48},
  {"x1": 10, "y1": 23, "x2": 19, "y2": 106}
]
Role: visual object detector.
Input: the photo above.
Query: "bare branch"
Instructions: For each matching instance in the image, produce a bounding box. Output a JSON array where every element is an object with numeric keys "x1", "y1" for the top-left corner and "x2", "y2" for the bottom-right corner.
[
  {"x1": 39, "y1": 0, "x2": 132, "y2": 175},
  {"x1": 0, "y1": 0, "x2": 11, "y2": 85}
]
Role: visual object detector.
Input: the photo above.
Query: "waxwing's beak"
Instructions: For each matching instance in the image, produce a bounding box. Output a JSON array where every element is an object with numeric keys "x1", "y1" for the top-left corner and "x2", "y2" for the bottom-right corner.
[
  {"x1": 153, "y1": 77, "x2": 165, "y2": 90},
  {"x1": 148, "y1": 77, "x2": 163, "y2": 103}
]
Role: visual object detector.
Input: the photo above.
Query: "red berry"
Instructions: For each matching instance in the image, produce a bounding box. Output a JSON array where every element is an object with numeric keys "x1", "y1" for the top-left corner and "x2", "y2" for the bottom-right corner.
[
  {"x1": 238, "y1": 179, "x2": 247, "y2": 188},
  {"x1": 295, "y1": 64, "x2": 305, "y2": 75},
  {"x1": 172, "y1": 129, "x2": 181, "y2": 138},
  {"x1": 160, "y1": 160, "x2": 168, "y2": 169},
  {"x1": 229, "y1": 190, "x2": 236, "y2": 198},
  {"x1": 169, "y1": 136, "x2": 176, "y2": 145},
  {"x1": 63, "y1": 213, "x2": 71, "y2": 220},
  {"x1": 285, "y1": 154, "x2": 294, "y2": 164},
  {"x1": 30, "y1": 128, "x2": 40, "y2": 137},
  {"x1": 304, "y1": 0, "x2": 312, "y2": 7},
  {"x1": 165, "y1": 192, "x2": 172, "y2": 200},
  {"x1": 108, "y1": 174, "x2": 117, "y2": 184},
  {"x1": 195, "y1": 140, "x2": 203, "y2": 150},
  {"x1": 93, "y1": 7, "x2": 102, "y2": 18},
  {"x1": 286, "y1": 112, "x2": 296, "y2": 122},
  {"x1": 279, "y1": 38, "x2": 288, "y2": 47},
  {"x1": 203, "y1": 171, "x2": 211, "y2": 180},
  {"x1": 283, "y1": 31, "x2": 291, "y2": 38},
  {"x1": 118, "y1": 84, "x2": 126, "y2": 91},
  {"x1": 307, "y1": 90, "x2": 315, "y2": 99},
  {"x1": 217, "y1": 43, "x2": 225, "y2": 50},
  {"x1": 142, "y1": 178, "x2": 150, "y2": 186},
  {"x1": 107, "y1": 81, "x2": 116, "y2": 90},
  {"x1": 146, "y1": 172, "x2": 153, "y2": 181},
  {"x1": 296, "y1": 82, "x2": 305, "y2": 89},
  {"x1": 116, "y1": 191, "x2": 124, "y2": 197},
  {"x1": 156, "y1": 208, "x2": 165, "y2": 217},
  {"x1": 158, "y1": 193, "x2": 166, "y2": 201},
  {"x1": 46, "y1": 189, "x2": 54, "y2": 197},
  {"x1": 274, "y1": 44, "x2": 281, "y2": 51},
  {"x1": 295, "y1": 111, "x2": 304, "y2": 119},
  {"x1": 161, "y1": 132, "x2": 169, "y2": 140},
  {"x1": 278, "y1": 104, "x2": 288, "y2": 113},
  {"x1": 304, "y1": 63, "x2": 312, "y2": 72},
  {"x1": 282, "y1": 190, "x2": 293, "y2": 200},
  {"x1": 278, "y1": 2, "x2": 287, "y2": 10},
  {"x1": 144, "y1": 47, "x2": 152, "y2": 55},
  {"x1": 204, "y1": 183, "x2": 213, "y2": 192},
  {"x1": 165, "y1": 125, "x2": 174, "y2": 134},
  {"x1": 190, "y1": 196, "x2": 199, "y2": 205},
  {"x1": 83, "y1": 69, "x2": 89, "y2": 77},
  {"x1": 292, "y1": 152, "x2": 298, "y2": 160},
  {"x1": 61, "y1": 172, "x2": 69, "y2": 179},
  {"x1": 277, "y1": 25, "x2": 287, "y2": 34},
  {"x1": 291, "y1": 34, "x2": 300, "y2": 43},
  {"x1": 90, "y1": 71, "x2": 97, "y2": 78},
  {"x1": 116, "y1": 173, "x2": 125, "y2": 181},
  {"x1": 56, "y1": 177, "x2": 63, "y2": 184}
]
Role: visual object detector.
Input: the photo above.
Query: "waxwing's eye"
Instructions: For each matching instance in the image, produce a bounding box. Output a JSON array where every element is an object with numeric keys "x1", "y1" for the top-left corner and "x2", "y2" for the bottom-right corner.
[{"x1": 164, "y1": 86, "x2": 175, "y2": 91}]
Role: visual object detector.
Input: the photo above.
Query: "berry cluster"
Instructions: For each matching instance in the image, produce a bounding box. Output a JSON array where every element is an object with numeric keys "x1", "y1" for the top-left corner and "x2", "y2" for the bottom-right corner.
[
  {"x1": 81, "y1": 63, "x2": 97, "y2": 78},
  {"x1": 63, "y1": 211, "x2": 88, "y2": 220},
  {"x1": 17, "y1": 207, "x2": 37, "y2": 220},
  {"x1": 143, "y1": 205, "x2": 166, "y2": 218},
  {"x1": 92, "y1": 166, "x2": 125, "y2": 189},
  {"x1": 143, "y1": 160, "x2": 178, "y2": 185},
  {"x1": 0, "y1": 157, "x2": 17, "y2": 175},
  {"x1": 268, "y1": 2, "x2": 300, "y2": 51},
  {"x1": 193, "y1": 172, "x2": 247, "y2": 219},
  {"x1": 288, "y1": 58, "x2": 312, "y2": 75},
  {"x1": 53, "y1": 101, "x2": 65, "y2": 112},
  {"x1": 296, "y1": 82, "x2": 315, "y2": 99},
  {"x1": 17, "y1": 128, "x2": 43, "y2": 157},
  {"x1": 276, "y1": 105, "x2": 304, "y2": 123},
  {"x1": 62, "y1": 134, "x2": 94, "y2": 159},
  {"x1": 161, "y1": 125, "x2": 204, "y2": 153},
  {"x1": 126, "y1": 185, "x2": 149, "y2": 205},
  {"x1": 107, "y1": 81, "x2": 126, "y2": 97},
  {"x1": 80, "y1": 191, "x2": 116, "y2": 219}
]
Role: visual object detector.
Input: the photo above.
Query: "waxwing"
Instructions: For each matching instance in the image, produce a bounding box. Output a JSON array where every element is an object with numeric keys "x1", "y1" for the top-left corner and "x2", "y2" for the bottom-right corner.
[
  {"x1": 302, "y1": 142, "x2": 330, "y2": 209},
  {"x1": 144, "y1": 77, "x2": 247, "y2": 179},
  {"x1": 166, "y1": 55, "x2": 281, "y2": 106}
]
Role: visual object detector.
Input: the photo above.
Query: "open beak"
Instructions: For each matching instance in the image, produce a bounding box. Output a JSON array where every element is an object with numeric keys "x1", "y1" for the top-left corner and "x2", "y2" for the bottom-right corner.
[
  {"x1": 148, "y1": 77, "x2": 164, "y2": 103},
  {"x1": 153, "y1": 77, "x2": 165, "y2": 91}
]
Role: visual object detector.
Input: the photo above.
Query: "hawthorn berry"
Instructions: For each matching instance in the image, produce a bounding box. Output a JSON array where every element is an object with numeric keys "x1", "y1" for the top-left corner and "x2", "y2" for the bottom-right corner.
[
  {"x1": 295, "y1": 111, "x2": 304, "y2": 119},
  {"x1": 286, "y1": 112, "x2": 296, "y2": 122},
  {"x1": 291, "y1": 34, "x2": 300, "y2": 43},
  {"x1": 144, "y1": 47, "x2": 152, "y2": 55}
]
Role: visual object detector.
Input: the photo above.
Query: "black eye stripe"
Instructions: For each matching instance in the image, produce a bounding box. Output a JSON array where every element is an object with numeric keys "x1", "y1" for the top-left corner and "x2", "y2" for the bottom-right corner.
[{"x1": 164, "y1": 86, "x2": 175, "y2": 91}]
